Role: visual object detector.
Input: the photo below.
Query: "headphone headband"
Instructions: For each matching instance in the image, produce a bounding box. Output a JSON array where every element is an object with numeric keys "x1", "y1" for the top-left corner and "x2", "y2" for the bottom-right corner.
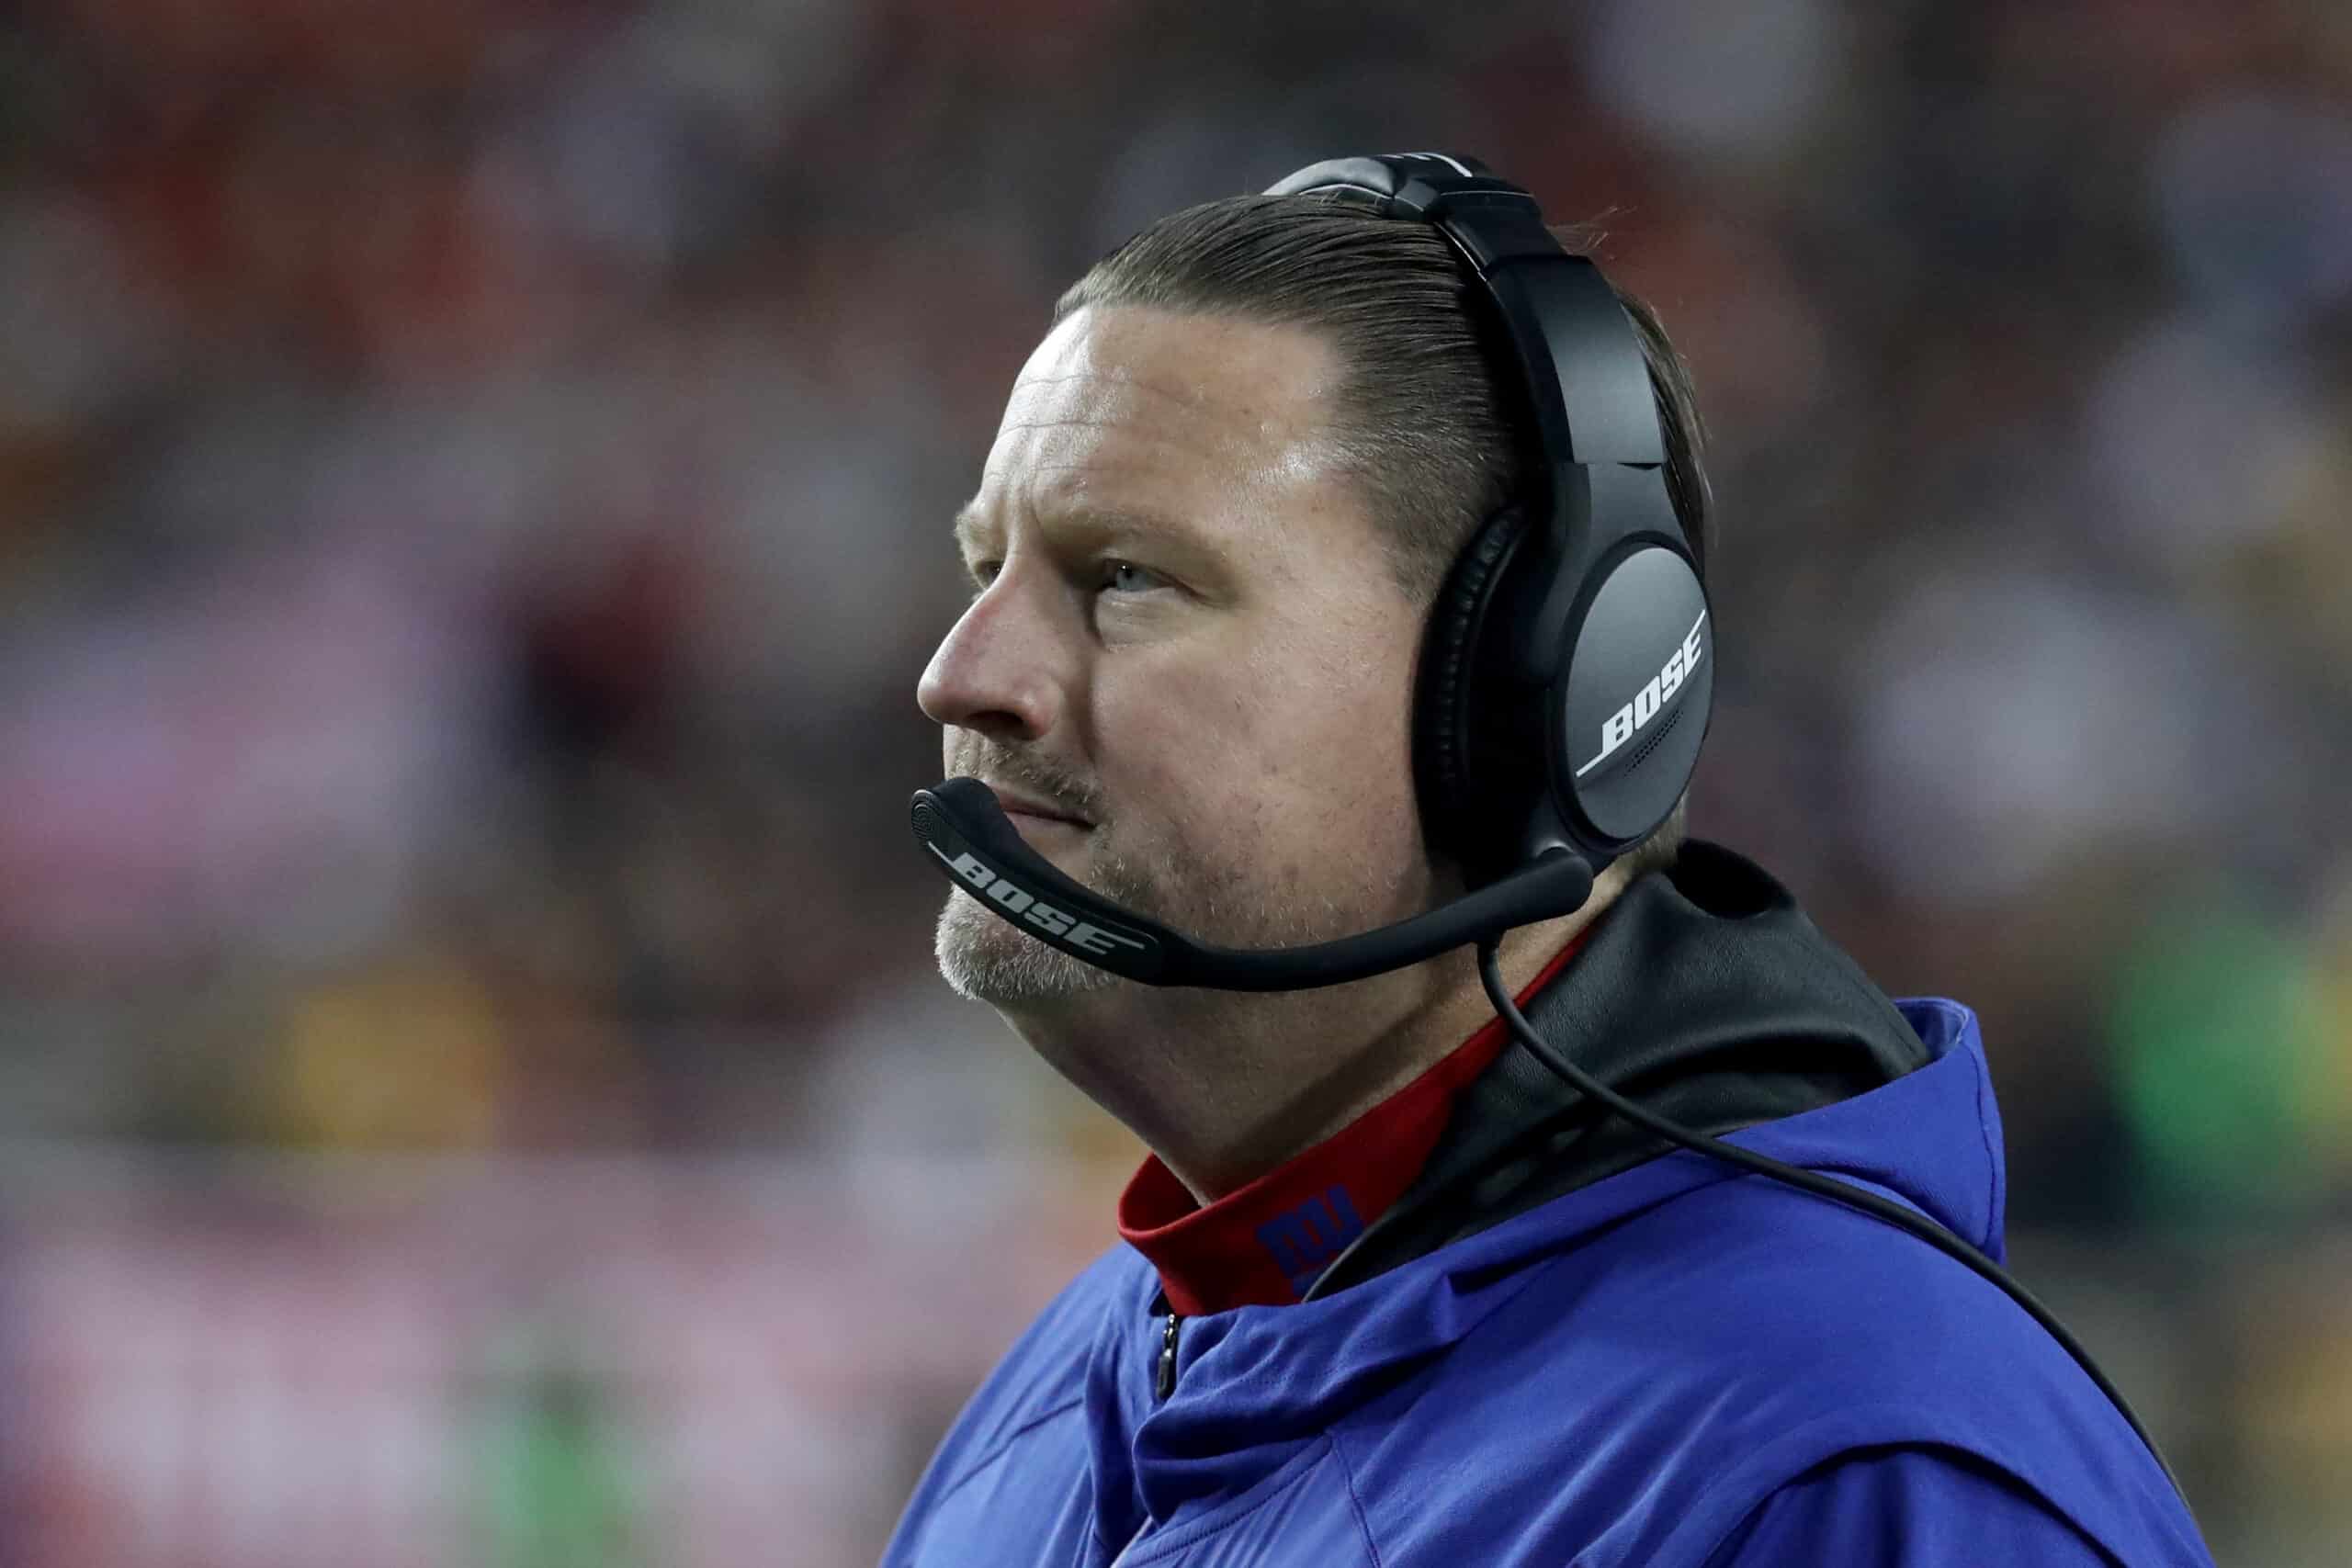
[
  {"x1": 1267, "y1": 152, "x2": 1664, "y2": 479},
  {"x1": 1264, "y1": 152, "x2": 1531, "y2": 220}
]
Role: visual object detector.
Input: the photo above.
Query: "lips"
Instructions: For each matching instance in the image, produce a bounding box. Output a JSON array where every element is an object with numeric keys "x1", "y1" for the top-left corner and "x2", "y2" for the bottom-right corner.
[{"x1": 985, "y1": 785, "x2": 1092, "y2": 828}]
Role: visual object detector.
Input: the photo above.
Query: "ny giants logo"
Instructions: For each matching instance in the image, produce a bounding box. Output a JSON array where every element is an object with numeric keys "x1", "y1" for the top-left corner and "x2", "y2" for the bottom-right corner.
[
  {"x1": 926, "y1": 844, "x2": 1150, "y2": 957},
  {"x1": 1257, "y1": 1186, "x2": 1364, "y2": 1299},
  {"x1": 1575, "y1": 609, "x2": 1709, "y2": 780}
]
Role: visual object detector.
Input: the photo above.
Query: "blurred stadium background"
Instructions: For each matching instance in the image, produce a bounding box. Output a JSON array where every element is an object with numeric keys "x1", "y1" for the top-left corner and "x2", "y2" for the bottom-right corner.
[{"x1": 0, "y1": 0, "x2": 2346, "y2": 1562}]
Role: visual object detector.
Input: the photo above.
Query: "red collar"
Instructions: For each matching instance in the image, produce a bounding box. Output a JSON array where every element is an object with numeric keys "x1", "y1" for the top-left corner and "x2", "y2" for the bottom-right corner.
[{"x1": 1116, "y1": 927, "x2": 1597, "y2": 1315}]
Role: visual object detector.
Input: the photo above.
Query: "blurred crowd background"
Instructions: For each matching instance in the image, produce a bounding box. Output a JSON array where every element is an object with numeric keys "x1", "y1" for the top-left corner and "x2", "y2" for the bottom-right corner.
[{"x1": 0, "y1": 0, "x2": 2346, "y2": 1562}]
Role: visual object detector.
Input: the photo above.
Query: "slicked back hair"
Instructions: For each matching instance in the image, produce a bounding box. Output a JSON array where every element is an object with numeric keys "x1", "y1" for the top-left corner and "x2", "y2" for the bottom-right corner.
[{"x1": 1053, "y1": 194, "x2": 1713, "y2": 886}]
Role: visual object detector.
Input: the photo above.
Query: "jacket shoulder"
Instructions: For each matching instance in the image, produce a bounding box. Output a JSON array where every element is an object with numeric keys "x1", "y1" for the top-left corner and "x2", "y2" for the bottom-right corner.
[
  {"x1": 1373, "y1": 1173, "x2": 2203, "y2": 1567},
  {"x1": 1695, "y1": 1445, "x2": 2132, "y2": 1567}
]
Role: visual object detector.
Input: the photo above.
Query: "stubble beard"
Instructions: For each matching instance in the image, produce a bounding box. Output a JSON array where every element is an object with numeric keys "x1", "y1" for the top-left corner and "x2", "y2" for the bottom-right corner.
[
  {"x1": 933, "y1": 827, "x2": 1156, "y2": 1005},
  {"x1": 933, "y1": 822, "x2": 1359, "y2": 1007},
  {"x1": 935, "y1": 894, "x2": 1120, "y2": 1004}
]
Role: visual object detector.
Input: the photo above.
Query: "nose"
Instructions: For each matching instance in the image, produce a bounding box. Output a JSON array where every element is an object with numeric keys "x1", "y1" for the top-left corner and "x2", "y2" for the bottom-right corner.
[{"x1": 917, "y1": 570, "x2": 1069, "y2": 745}]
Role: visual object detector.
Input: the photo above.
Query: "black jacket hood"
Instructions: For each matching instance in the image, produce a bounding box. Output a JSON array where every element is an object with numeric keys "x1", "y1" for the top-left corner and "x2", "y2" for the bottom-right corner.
[{"x1": 1306, "y1": 838, "x2": 1932, "y2": 1298}]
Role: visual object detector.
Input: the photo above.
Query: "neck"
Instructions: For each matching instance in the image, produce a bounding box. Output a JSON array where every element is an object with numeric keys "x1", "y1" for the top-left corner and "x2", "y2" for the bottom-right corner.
[{"x1": 1002, "y1": 871, "x2": 1634, "y2": 1203}]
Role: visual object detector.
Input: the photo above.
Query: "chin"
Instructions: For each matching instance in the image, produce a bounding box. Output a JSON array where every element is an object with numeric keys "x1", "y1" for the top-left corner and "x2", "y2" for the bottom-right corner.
[{"x1": 935, "y1": 897, "x2": 1119, "y2": 1005}]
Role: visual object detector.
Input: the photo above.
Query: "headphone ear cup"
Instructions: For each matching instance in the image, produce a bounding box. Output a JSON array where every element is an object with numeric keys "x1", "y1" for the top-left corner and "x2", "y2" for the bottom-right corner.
[{"x1": 1413, "y1": 506, "x2": 1526, "y2": 872}]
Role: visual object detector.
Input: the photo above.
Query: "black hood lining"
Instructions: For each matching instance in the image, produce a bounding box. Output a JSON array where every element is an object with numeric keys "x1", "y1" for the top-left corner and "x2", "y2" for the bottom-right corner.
[{"x1": 1306, "y1": 840, "x2": 1931, "y2": 1299}]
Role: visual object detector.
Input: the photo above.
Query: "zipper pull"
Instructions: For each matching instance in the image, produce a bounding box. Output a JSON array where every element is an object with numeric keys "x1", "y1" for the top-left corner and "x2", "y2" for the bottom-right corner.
[{"x1": 1155, "y1": 1312, "x2": 1182, "y2": 1401}]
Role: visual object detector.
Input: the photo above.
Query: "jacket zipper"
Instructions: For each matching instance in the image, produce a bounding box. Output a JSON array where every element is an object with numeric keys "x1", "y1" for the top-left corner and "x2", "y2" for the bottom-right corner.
[
  {"x1": 1155, "y1": 1311, "x2": 1182, "y2": 1400},
  {"x1": 1113, "y1": 1310, "x2": 1181, "y2": 1564}
]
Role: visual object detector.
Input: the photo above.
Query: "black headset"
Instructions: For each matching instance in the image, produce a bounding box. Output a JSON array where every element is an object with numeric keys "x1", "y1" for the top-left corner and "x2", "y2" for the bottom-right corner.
[
  {"x1": 910, "y1": 152, "x2": 2188, "y2": 1505},
  {"x1": 1284, "y1": 154, "x2": 1715, "y2": 898}
]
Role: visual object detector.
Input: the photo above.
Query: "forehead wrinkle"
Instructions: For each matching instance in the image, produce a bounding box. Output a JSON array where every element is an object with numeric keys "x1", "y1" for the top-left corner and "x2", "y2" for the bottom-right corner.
[
  {"x1": 988, "y1": 419, "x2": 1243, "y2": 477},
  {"x1": 961, "y1": 310, "x2": 1360, "y2": 570},
  {"x1": 1003, "y1": 366, "x2": 1326, "y2": 450},
  {"x1": 1008, "y1": 367, "x2": 1205, "y2": 409}
]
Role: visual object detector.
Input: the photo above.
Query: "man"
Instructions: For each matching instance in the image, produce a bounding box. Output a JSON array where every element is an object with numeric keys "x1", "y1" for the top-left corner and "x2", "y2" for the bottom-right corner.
[{"x1": 888, "y1": 159, "x2": 2215, "y2": 1565}]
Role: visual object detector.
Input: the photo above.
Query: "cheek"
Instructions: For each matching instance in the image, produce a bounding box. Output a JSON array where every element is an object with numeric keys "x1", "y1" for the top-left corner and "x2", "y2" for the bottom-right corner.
[
  {"x1": 1093, "y1": 655, "x2": 1271, "y2": 822},
  {"x1": 1275, "y1": 617, "x2": 1421, "y2": 807},
  {"x1": 1098, "y1": 623, "x2": 1422, "y2": 852}
]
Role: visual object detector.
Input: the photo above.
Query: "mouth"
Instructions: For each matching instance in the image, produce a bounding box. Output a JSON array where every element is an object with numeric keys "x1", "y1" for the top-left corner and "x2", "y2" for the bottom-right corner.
[{"x1": 984, "y1": 784, "x2": 1094, "y2": 831}]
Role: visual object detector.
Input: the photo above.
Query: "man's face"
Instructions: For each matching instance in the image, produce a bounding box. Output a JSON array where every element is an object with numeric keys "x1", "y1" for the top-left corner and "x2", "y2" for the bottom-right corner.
[{"x1": 918, "y1": 305, "x2": 1442, "y2": 1008}]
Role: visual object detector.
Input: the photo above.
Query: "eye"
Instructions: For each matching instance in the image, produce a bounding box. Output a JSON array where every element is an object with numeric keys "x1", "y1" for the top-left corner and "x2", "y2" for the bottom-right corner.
[{"x1": 1099, "y1": 559, "x2": 1167, "y2": 596}]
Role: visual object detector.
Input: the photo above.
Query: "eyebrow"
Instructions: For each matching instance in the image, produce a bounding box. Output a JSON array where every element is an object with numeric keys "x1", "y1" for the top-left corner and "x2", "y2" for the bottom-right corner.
[
  {"x1": 951, "y1": 502, "x2": 988, "y2": 556},
  {"x1": 951, "y1": 502, "x2": 1227, "y2": 566}
]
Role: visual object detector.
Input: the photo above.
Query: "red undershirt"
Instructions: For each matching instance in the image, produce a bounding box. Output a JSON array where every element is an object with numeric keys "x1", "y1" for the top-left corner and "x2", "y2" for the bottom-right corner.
[{"x1": 1117, "y1": 925, "x2": 1599, "y2": 1315}]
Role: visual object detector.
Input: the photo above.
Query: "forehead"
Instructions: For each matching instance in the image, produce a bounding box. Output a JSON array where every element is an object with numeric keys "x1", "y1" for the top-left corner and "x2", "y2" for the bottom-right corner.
[{"x1": 957, "y1": 306, "x2": 1356, "y2": 560}]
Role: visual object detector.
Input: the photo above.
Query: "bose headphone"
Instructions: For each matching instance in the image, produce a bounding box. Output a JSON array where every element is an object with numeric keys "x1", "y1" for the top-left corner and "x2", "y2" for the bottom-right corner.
[
  {"x1": 1272, "y1": 152, "x2": 1713, "y2": 893},
  {"x1": 910, "y1": 152, "x2": 2187, "y2": 1503}
]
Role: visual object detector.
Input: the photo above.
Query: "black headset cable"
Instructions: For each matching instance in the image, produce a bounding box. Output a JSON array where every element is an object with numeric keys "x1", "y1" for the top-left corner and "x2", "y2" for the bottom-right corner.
[{"x1": 1474, "y1": 938, "x2": 2186, "y2": 1503}]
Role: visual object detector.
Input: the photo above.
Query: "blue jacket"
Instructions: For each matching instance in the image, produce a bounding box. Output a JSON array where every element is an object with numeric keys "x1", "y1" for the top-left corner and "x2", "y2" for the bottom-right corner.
[{"x1": 886, "y1": 844, "x2": 2216, "y2": 1566}]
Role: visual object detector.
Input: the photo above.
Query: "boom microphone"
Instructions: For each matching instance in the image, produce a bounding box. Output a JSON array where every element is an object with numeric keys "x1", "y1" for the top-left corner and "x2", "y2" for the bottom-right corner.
[{"x1": 911, "y1": 775, "x2": 1598, "y2": 991}]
